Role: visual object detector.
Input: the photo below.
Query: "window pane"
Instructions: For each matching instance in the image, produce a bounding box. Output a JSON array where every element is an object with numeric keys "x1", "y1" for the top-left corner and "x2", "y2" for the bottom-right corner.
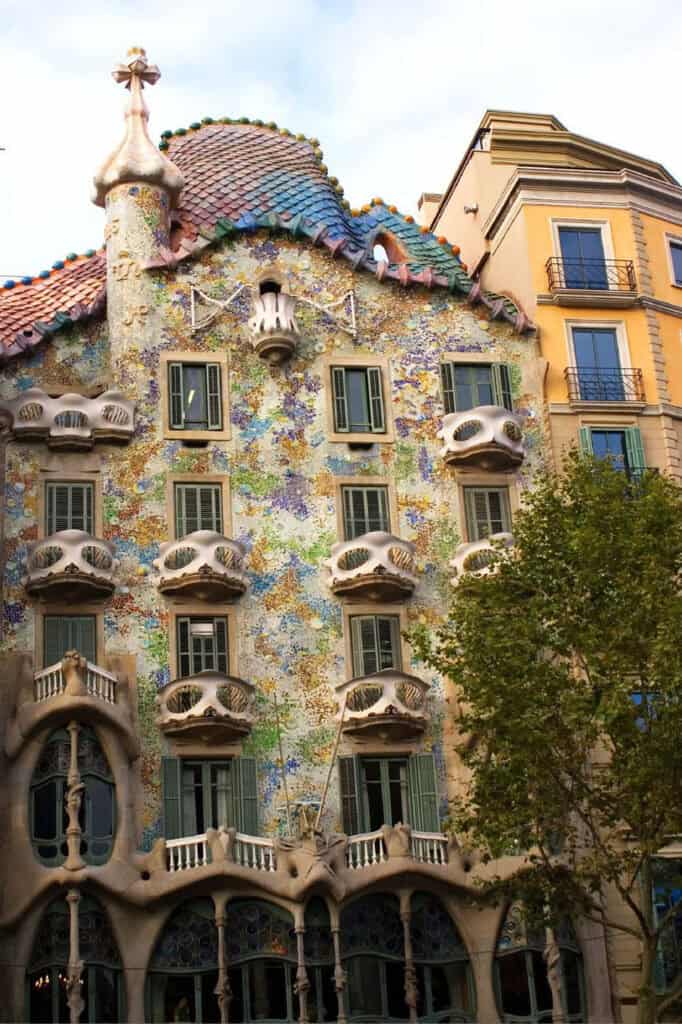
[
  {"x1": 386, "y1": 959, "x2": 409, "y2": 1019},
  {"x1": 248, "y1": 960, "x2": 289, "y2": 1020},
  {"x1": 377, "y1": 616, "x2": 399, "y2": 670},
  {"x1": 346, "y1": 369, "x2": 371, "y2": 433},
  {"x1": 671, "y1": 242, "x2": 682, "y2": 285},
  {"x1": 342, "y1": 486, "x2": 389, "y2": 538},
  {"x1": 562, "y1": 951, "x2": 583, "y2": 1015},
  {"x1": 182, "y1": 763, "x2": 203, "y2": 834},
  {"x1": 498, "y1": 952, "x2": 532, "y2": 1016},
  {"x1": 347, "y1": 957, "x2": 383, "y2": 1017},
  {"x1": 431, "y1": 962, "x2": 472, "y2": 1013},
  {"x1": 29, "y1": 969, "x2": 54, "y2": 1023},
  {"x1": 182, "y1": 364, "x2": 209, "y2": 429},
  {"x1": 388, "y1": 761, "x2": 407, "y2": 825},
  {"x1": 591, "y1": 430, "x2": 626, "y2": 470},
  {"x1": 33, "y1": 781, "x2": 58, "y2": 841},
  {"x1": 531, "y1": 950, "x2": 553, "y2": 1012},
  {"x1": 92, "y1": 966, "x2": 120, "y2": 1024},
  {"x1": 201, "y1": 970, "x2": 221, "y2": 1024},
  {"x1": 363, "y1": 760, "x2": 386, "y2": 831},
  {"x1": 210, "y1": 763, "x2": 232, "y2": 829},
  {"x1": 88, "y1": 777, "x2": 114, "y2": 839}
]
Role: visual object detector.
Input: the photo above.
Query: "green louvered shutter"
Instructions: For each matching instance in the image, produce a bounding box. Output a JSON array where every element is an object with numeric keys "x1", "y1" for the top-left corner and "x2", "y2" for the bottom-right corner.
[
  {"x1": 338, "y1": 756, "x2": 361, "y2": 835},
  {"x1": 235, "y1": 757, "x2": 258, "y2": 835},
  {"x1": 491, "y1": 363, "x2": 513, "y2": 411},
  {"x1": 169, "y1": 363, "x2": 184, "y2": 429},
  {"x1": 43, "y1": 617, "x2": 63, "y2": 667},
  {"x1": 332, "y1": 368, "x2": 349, "y2": 432},
  {"x1": 367, "y1": 367, "x2": 386, "y2": 433},
  {"x1": 440, "y1": 362, "x2": 457, "y2": 414},
  {"x1": 46, "y1": 482, "x2": 94, "y2": 535},
  {"x1": 578, "y1": 427, "x2": 593, "y2": 456},
  {"x1": 44, "y1": 615, "x2": 96, "y2": 666},
  {"x1": 624, "y1": 427, "x2": 646, "y2": 474},
  {"x1": 162, "y1": 757, "x2": 182, "y2": 839},
  {"x1": 206, "y1": 364, "x2": 222, "y2": 430},
  {"x1": 408, "y1": 753, "x2": 440, "y2": 832}
]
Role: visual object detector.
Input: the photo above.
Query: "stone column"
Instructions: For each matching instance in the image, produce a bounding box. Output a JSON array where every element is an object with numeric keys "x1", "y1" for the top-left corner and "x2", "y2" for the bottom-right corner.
[
  {"x1": 330, "y1": 907, "x2": 347, "y2": 1024},
  {"x1": 399, "y1": 890, "x2": 418, "y2": 1023},
  {"x1": 64, "y1": 721, "x2": 85, "y2": 871},
  {"x1": 213, "y1": 894, "x2": 231, "y2": 1024},
  {"x1": 294, "y1": 908, "x2": 310, "y2": 1024},
  {"x1": 66, "y1": 889, "x2": 84, "y2": 1024},
  {"x1": 544, "y1": 925, "x2": 567, "y2": 1024}
]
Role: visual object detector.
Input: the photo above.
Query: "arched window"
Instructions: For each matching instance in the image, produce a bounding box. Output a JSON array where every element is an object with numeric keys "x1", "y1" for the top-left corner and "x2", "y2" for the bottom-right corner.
[
  {"x1": 494, "y1": 905, "x2": 585, "y2": 1022},
  {"x1": 304, "y1": 897, "x2": 337, "y2": 1023},
  {"x1": 27, "y1": 894, "x2": 124, "y2": 1023},
  {"x1": 340, "y1": 893, "x2": 407, "y2": 1020},
  {"x1": 411, "y1": 892, "x2": 474, "y2": 1021},
  {"x1": 30, "y1": 726, "x2": 115, "y2": 866},
  {"x1": 227, "y1": 900, "x2": 298, "y2": 1022},
  {"x1": 372, "y1": 231, "x2": 408, "y2": 266},
  {"x1": 147, "y1": 900, "x2": 219, "y2": 1023}
]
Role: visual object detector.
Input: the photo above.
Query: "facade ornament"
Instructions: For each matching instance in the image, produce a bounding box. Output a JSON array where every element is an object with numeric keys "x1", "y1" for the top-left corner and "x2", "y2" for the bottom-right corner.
[
  {"x1": 93, "y1": 47, "x2": 183, "y2": 208},
  {"x1": 66, "y1": 889, "x2": 84, "y2": 1024},
  {"x1": 111, "y1": 251, "x2": 142, "y2": 281},
  {"x1": 64, "y1": 721, "x2": 85, "y2": 871},
  {"x1": 400, "y1": 892, "x2": 419, "y2": 1022},
  {"x1": 121, "y1": 303, "x2": 150, "y2": 329},
  {"x1": 294, "y1": 924, "x2": 311, "y2": 1023},
  {"x1": 214, "y1": 905, "x2": 232, "y2": 1024},
  {"x1": 330, "y1": 920, "x2": 348, "y2": 1024}
]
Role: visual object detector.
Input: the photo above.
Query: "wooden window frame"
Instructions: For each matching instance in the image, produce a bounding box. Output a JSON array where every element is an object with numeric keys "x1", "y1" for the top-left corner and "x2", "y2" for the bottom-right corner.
[
  {"x1": 440, "y1": 359, "x2": 513, "y2": 414},
  {"x1": 334, "y1": 475, "x2": 399, "y2": 542},
  {"x1": 342, "y1": 603, "x2": 410, "y2": 681},
  {"x1": 168, "y1": 601, "x2": 239, "y2": 681},
  {"x1": 165, "y1": 473, "x2": 232, "y2": 541},
  {"x1": 324, "y1": 355, "x2": 395, "y2": 444},
  {"x1": 462, "y1": 486, "x2": 513, "y2": 543},
  {"x1": 159, "y1": 350, "x2": 231, "y2": 442},
  {"x1": 38, "y1": 470, "x2": 103, "y2": 540},
  {"x1": 36, "y1": 605, "x2": 105, "y2": 670},
  {"x1": 455, "y1": 474, "x2": 519, "y2": 542}
]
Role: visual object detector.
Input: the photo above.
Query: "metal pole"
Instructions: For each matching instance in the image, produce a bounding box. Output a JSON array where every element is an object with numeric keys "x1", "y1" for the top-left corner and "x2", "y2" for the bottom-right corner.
[
  {"x1": 273, "y1": 692, "x2": 292, "y2": 836},
  {"x1": 315, "y1": 693, "x2": 347, "y2": 831}
]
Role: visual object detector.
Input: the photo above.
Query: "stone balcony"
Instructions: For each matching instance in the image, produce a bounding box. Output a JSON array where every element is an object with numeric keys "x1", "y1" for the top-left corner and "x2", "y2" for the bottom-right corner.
[
  {"x1": 248, "y1": 290, "x2": 300, "y2": 364},
  {"x1": 24, "y1": 529, "x2": 117, "y2": 600},
  {"x1": 450, "y1": 533, "x2": 514, "y2": 583},
  {"x1": 153, "y1": 531, "x2": 247, "y2": 601},
  {"x1": 156, "y1": 670, "x2": 256, "y2": 743},
  {"x1": 336, "y1": 668, "x2": 430, "y2": 740},
  {"x1": 326, "y1": 531, "x2": 417, "y2": 601},
  {"x1": 0, "y1": 388, "x2": 135, "y2": 449},
  {"x1": 438, "y1": 405, "x2": 524, "y2": 471}
]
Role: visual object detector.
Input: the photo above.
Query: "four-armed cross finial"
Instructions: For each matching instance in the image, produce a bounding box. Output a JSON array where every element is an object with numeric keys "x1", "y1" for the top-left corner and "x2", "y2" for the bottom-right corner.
[{"x1": 112, "y1": 47, "x2": 161, "y2": 90}]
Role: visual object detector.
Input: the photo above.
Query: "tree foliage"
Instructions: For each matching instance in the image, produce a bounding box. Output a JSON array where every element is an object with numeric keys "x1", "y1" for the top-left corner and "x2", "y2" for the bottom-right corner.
[{"x1": 412, "y1": 453, "x2": 682, "y2": 1022}]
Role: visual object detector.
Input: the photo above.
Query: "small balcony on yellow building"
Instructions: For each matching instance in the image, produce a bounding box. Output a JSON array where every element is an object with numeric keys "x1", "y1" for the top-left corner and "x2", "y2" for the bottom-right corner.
[
  {"x1": 545, "y1": 256, "x2": 637, "y2": 308},
  {"x1": 326, "y1": 531, "x2": 417, "y2": 601},
  {"x1": 335, "y1": 668, "x2": 430, "y2": 741},
  {"x1": 154, "y1": 531, "x2": 247, "y2": 601},
  {"x1": 564, "y1": 366, "x2": 645, "y2": 409},
  {"x1": 156, "y1": 671, "x2": 256, "y2": 744},
  {"x1": 24, "y1": 530, "x2": 117, "y2": 601}
]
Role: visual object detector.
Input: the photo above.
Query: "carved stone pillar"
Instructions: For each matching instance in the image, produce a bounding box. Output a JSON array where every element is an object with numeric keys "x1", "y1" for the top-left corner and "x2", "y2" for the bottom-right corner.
[
  {"x1": 213, "y1": 895, "x2": 231, "y2": 1024},
  {"x1": 64, "y1": 721, "x2": 85, "y2": 871},
  {"x1": 294, "y1": 921, "x2": 310, "y2": 1024},
  {"x1": 399, "y1": 890, "x2": 418, "y2": 1023},
  {"x1": 330, "y1": 916, "x2": 347, "y2": 1024},
  {"x1": 66, "y1": 888, "x2": 84, "y2": 1024},
  {"x1": 544, "y1": 926, "x2": 566, "y2": 1024}
]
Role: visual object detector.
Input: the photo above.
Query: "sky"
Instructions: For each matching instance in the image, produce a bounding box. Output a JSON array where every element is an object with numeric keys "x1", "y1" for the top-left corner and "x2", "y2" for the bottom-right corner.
[{"x1": 1, "y1": 0, "x2": 681, "y2": 277}]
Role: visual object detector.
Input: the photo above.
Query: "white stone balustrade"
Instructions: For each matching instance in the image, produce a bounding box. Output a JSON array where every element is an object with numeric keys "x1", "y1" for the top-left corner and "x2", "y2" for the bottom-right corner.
[
  {"x1": 248, "y1": 291, "x2": 300, "y2": 363},
  {"x1": 156, "y1": 671, "x2": 256, "y2": 742},
  {"x1": 0, "y1": 387, "x2": 135, "y2": 448},
  {"x1": 336, "y1": 668, "x2": 430, "y2": 740},
  {"x1": 34, "y1": 660, "x2": 117, "y2": 704},
  {"x1": 438, "y1": 404, "x2": 524, "y2": 470},
  {"x1": 450, "y1": 533, "x2": 514, "y2": 584},
  {"x1": 411, "y1": 831, "x2": 449, "y2": 866},
  {"x1": 24, "y1": 529, "x2": 117, "y2": 599},
  {"x1": 234, "y1": 833, "x2": 278, "y2": 872},
  {"x1": 346, "y1": 829, "x2": 388, "y2": 870},
  {"x1": 153, "y1": 531, "x2": 247, "y2": 600},
  {"x1": 326, "y1": 530, "x2": 417, "y2": 601},
  {"x1": 166, "y1": 833, "x2": 209, "y2": 872}
]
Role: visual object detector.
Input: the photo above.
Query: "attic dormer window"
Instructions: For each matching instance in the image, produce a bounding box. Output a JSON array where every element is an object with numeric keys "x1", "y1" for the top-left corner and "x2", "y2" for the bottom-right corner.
[
  {"x1": 259, "y1": 279, "x2": 281, "y2": 296},
  {"x1": 372, "y1": 231, "x2": 408, "y2": 265},
  {"x1": 373, "y1": 243, "x2": 390, "y2": 264}
]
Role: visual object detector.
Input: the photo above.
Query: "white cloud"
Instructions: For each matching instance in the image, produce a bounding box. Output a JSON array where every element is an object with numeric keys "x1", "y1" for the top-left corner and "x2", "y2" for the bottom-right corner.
[{"x1": 1, "y1": 0, "x2": 681, "y2": 275}]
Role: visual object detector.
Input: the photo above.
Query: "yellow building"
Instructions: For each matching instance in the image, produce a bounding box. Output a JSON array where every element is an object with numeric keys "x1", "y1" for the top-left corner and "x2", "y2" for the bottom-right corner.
[{"x1": 420, "y1": 110, "x2": 682, "y2": 483}]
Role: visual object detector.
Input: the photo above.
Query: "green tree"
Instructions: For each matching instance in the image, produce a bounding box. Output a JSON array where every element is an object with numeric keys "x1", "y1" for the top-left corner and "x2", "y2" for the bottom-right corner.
[{"x1": 412, "y1": 453, "x2": 682, "y2": 1024}]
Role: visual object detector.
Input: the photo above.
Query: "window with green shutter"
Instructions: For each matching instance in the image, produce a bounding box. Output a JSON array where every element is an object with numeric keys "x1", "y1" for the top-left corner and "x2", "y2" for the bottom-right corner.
[
  {"x1": 43, "y1": 615, "x2": 97, "y2": 666},
  {"x1": 441, "y1": 362, "x2": 513, "y2": 414},
  {"x1": 349, "y1": 615, "x2": 402, "y2": 677},
  {"x1": 174, "y1": 483, "x2": 223, "y2": 538},
  {"x1": 331, "y1": 366, "x2": 386, "y2": 434},
  {"x1": 341, "y1": 485, "x2": 390, "y2": 539},
  {"x1": 338, "y1": 753, "x2": 439, "y2": 834},
  {"x1": 176, "y1": 616, "x2": 229, "y2": 678},
  {"x1": 579, "y1": 427, "x2": 647, "y2": 480},
  {"x1": 162, "y1": 756, "x2": 258, "y2": 838},
  {"x1": 168, "y1": 361, "x2": 223, "y2": 431},
  {"x1": 463, "y1": 487, "x2": 512, "y2": 542},
  {"x1": 46, "y1": 481, "x2": 94, "y2": 535}
]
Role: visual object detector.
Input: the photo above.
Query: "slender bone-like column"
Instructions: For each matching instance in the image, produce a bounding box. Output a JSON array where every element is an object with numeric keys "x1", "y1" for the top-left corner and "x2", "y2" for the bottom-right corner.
[
  {"x1": 213, "y1": 895, "x2": 231, "y2": 1023},
  {"x1": 295, "y1": 917, "x2": 310, "y2": 1024},
  {"x1": 544, "y1": 925, "x2": 567, "y2": 1024},
  {"x1": 330, "y1": 907, "x2": 347, "y2": 1024},
  {"x1": 66, "y1": 889, "x2": 84, "y2": 1024},
  {"x1": 64, "y1": 721, "x2": 85, "y2": 871},
  {"x1": 400, "y1": 890, "x2": 418, "y2": 1022}
]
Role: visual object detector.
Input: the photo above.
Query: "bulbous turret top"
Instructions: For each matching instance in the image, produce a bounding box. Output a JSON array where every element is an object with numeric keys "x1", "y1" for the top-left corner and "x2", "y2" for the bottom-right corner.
[{"x1": 92, "y1": 47, "x2": 184, "y2": 208}]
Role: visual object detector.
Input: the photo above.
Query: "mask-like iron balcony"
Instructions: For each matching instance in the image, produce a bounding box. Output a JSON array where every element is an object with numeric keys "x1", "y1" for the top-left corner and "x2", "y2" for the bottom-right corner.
[
  {"x1": 438, "y1": 406, "x2": 524, "y2": 471},
  {"x1": 24, "y1": 530, "x2": 117, "y2": 600},
  {"x1": 326, "y1": 531, "x2": 417, "y2": 601},
  {"x1": 336, "y1": 668, "x2": 430, "y2": 740},
  {"x1": 450, "y1": 533, "x2": 513, "y2": 584},
  {"x1": 0, "y1": 388, "x2": 135, "y2": 449},
  {"x1": 248, "y1": 290, "x2": 300, "y2": 364},
  {"x1": 156, "y1": 671, "x2": 256, "y2": 743},
  {"x1": 153, "y1": 531, "x2": 247, "y2": 601}
]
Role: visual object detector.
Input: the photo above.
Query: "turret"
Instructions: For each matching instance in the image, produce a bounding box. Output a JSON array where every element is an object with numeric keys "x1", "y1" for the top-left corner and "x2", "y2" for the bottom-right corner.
[{"x1": 93, "y1": 48, "x2": 183, "y2": 383}]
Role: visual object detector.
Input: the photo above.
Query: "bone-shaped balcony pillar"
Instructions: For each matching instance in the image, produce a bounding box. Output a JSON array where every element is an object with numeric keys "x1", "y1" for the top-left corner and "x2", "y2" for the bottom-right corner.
[
  {"x1": 156, "y1": 671, "x2": 256, "y2": 742},
  {"x1": 438, "y1": 405, "x2": 524, "y2": 470},
  {"x1": 153, "y1": 531, "x2": 247, "y2": 600},
  {"x1": 24, "y1": 530, "x2": 117, "y2": 600},
  {"x1": 326, "y1": 531, "x2": 417, "y2": 601},
  {"x1": 0, "y1": 388, "x2": 135, "y2": 448},
  {"x1": 336, "y1": 669, "x2": 430, "y2": 739},
  {"x1": 450, "y1": 533, "x2": 514, "y2": 584},
  {"x1": 248, "y1": 291, "x2": 300, "y2": 364}
]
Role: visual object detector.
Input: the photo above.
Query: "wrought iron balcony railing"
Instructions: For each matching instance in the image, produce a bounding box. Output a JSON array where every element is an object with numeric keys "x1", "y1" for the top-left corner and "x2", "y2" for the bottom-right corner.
[
  {"x1": 546, "y1": 257, "x2": 636, "y2": 292},
  {"x1": 565, "y1": 367, "x2": 645, "y2": 403}
]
